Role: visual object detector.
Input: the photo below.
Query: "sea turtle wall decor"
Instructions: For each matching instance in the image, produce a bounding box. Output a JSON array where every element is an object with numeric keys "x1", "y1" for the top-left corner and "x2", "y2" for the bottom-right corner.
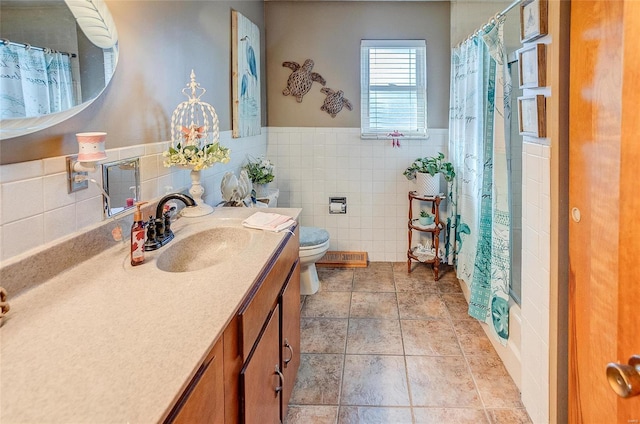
[
  {"x1": 320, "y1": 87, "x2": 353, "y2": 118},
  {"x1": 282, "y1": 59, "x2": 326, "y2": 102}
]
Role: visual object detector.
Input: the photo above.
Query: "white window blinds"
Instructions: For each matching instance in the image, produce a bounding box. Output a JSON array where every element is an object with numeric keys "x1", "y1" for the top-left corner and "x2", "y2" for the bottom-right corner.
[{"x1": 360, "y1": 39, "x2": 428, "y2": 139}]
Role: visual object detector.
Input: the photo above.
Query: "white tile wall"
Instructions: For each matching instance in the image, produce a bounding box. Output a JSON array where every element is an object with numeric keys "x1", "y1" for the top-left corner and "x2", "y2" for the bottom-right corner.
[
  {"x1": 521, "y1": 141, "x2": 551, "y2": 424},
  {"x1": 267, "y1": 127, "x2": 449, "y2": 261},
  {"x1": 0, "y1": 130, "x2": 267, "y2": 264}
]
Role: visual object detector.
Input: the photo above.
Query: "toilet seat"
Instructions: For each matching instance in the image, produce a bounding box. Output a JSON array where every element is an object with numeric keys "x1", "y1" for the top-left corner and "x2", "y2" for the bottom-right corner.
[
  {"x1": 299, "y1": 239, "x2": 330, "y2": 259},
  {"x1": 299, "y1": 227, "x2": 330, "y2": 249}
]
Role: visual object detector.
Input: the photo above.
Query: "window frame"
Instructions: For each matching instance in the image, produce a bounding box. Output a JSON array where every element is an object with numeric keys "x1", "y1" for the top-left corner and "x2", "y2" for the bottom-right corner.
[{"x1": 360, "y1": 39, "x2": 428, "y2": 140}]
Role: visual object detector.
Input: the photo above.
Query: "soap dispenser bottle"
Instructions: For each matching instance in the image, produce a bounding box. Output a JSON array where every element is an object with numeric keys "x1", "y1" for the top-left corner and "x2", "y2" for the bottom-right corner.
[{"x1": 131, "y1": 202, "x2": 147, "y2": 266}]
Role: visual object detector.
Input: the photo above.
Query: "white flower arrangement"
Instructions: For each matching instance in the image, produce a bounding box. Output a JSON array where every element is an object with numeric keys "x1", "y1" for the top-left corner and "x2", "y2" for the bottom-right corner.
[
  {"x1": 163, "y1": 124, "x2": 230, "y2": 171},
  {"x1": 243, "y1": 156, "x2": 275, "y2": 185}
]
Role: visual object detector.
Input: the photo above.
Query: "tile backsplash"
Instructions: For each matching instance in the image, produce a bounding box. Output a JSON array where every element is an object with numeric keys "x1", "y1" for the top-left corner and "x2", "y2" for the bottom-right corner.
[
  {"x1": 0, "y1": 130, "x2": 267, "y2": 264},
  {"x1": 0, "y1": 127, "x2": 449, "y2": 264},
  {"x1": 267, "y1": 127, "x2": 449, "y2": 262}
]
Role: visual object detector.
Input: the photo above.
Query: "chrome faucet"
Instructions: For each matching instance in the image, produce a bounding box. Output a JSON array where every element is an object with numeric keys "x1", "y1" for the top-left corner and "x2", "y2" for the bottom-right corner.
[{"x1": 144, "y1": 193, "x2": 196, "y2": 251}]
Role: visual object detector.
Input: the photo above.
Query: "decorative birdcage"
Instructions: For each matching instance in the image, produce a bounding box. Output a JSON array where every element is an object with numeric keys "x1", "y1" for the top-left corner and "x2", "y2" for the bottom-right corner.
[
  {"x1": 163, "y1": 70, "x2": 230, "y2": 171},
  {"x1": 163, "y1": 70, "x2": 231, "y2": 217}
]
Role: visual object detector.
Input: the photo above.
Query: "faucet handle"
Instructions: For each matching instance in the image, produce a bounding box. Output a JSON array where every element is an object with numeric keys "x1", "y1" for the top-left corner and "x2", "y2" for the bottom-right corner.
[
  {"x1": 155, "y1": 218, "x2": 165, "y2": 238},
  {"x1": 163, "y1": 210, "x2": 173, "y2": 234},
  {"x1": 144, "y1": 216, "x2": 161, "y2": 251}
]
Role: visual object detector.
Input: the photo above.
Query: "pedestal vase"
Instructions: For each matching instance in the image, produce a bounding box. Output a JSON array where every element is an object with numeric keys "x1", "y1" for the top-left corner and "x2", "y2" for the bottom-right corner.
[{"x1": 181, "y1": 169, "x2": 214, "y2": 217}]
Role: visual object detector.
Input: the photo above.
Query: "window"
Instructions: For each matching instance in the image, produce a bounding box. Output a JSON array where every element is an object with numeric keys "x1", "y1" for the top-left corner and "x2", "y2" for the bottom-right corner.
[{"x1": 360, "y1": 40, "x2": 427, "y2": 139}]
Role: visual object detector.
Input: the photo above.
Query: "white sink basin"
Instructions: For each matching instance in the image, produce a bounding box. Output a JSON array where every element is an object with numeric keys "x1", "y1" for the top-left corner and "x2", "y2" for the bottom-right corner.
[{"x1": 156, "y1": 227, "x2": 252, "y2": 273}]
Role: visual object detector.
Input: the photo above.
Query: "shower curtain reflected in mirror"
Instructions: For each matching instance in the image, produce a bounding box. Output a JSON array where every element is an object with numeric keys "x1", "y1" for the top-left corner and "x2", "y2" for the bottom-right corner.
[
  {"x1": 446, "y1": 19, "x2": 512, "y2": 345},
  {"x1": 0, "y1": 44, "x2": 74, "y2": 119}
]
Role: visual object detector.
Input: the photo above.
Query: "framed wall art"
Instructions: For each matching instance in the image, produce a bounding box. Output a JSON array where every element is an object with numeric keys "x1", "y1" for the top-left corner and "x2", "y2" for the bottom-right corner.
[
  {"x1": 520, "y1": 0, "x2": 548, "y2": 43},
  {"x1": 232, "y1": 10, "x2": 261, "y2": 138},
  {"x1": 518, "y1": 95, "x2": 546, "y2": 137},
  {"x1": 518, "y1": 43, "x2": 546, "y2": 88}
]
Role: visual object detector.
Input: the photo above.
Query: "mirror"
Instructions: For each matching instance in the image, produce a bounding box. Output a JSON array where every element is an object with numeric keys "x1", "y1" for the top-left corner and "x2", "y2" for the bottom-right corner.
[
  {"x1": 0, "y1": 0, "x2": 119, "y2": 140},
  {"x1": 102, "y1": 158, "x2": 140, "y2": 218}
]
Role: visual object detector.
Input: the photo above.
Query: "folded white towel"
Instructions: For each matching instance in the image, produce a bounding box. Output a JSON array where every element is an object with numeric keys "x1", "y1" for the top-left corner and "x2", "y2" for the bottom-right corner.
[{"x1": 242, "y1": 212, "x2": 296, "y2": 232}]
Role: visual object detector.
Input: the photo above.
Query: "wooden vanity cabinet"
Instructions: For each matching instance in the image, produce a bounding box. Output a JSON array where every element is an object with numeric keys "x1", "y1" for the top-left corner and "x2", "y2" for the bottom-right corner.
[
  {"x1": 237, "y1": 226, "x2": 300, "y2": 424},
  {"x1": 165, "y1": 338, "x2": 225, "y2": 424},
  {"x1": 239, "y1": 261, "x2": 300, "y2": 424},
  {"x1": 163, "y1": 226, "x2": 300, "y2": 424}
]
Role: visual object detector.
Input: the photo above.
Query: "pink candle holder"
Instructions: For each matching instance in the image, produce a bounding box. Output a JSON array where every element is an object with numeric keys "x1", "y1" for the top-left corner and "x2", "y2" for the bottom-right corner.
[{"x1": 76, "y1": 132, "x2": 107, "y2": 162}]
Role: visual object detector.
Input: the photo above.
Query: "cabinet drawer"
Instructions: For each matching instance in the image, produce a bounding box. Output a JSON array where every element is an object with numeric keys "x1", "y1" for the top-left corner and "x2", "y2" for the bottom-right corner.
[{"x1": 237, "y1": 226, "x2": 299, "y2": 358}]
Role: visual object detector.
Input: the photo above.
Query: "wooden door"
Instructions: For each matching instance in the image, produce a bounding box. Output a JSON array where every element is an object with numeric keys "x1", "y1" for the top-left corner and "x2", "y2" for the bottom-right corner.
[
  {"x1": 569, "y1": 0, "x2": 640, "y2": 422},
  {"x1": 240, "y1": 305, "x2": 282, "y2": 424}
]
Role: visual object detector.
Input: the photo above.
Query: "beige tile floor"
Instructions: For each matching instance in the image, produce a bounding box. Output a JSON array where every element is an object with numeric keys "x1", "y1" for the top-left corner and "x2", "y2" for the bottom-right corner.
[{"x1": 285, "y1": 262, "x2": 532, "y2": 424}]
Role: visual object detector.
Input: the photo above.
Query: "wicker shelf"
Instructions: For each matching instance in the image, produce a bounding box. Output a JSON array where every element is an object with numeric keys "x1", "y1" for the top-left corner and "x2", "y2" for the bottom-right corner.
[{"x1": 407, "y1": 191, "x2": 445, "y2": 280}]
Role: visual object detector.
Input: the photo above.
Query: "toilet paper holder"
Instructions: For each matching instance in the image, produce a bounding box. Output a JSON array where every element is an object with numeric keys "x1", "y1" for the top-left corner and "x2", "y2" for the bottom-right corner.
[{"x1": 329, "y1": 197, "x2": 347, "y2": 214}]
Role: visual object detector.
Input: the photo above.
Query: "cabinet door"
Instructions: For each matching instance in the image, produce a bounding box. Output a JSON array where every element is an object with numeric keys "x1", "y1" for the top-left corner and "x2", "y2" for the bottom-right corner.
[
  {"x1": 241, "y1": 304, "x2": 282, "y2": 424},
  {"x1": 169, "y1": 338, "x2": 224, "y2": 424},
  {"x1": 280, "y1": 261, "x2": 301, "y2": 412}
]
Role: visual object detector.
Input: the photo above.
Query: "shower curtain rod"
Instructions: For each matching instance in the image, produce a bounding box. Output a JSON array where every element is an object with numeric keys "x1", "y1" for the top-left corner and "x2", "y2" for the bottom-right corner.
[
  {"x1": 455, "y1": 0, "x2": 520, "y2": 47},
  {"x1": 1, "y1": 38, "x2": 77, "y2": 58},
  {"x1": 499, "y1": 0, "x2": 521, "y2": 19}
]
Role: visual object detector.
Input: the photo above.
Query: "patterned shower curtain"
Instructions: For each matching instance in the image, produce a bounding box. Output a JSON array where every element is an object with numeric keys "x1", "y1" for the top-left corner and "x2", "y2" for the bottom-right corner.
[
  {"x1": 45, "y1": 51, "x2": 74, "y2": 114},
  {"x1": 446, "y1": 19, "x2": 512, "y2": 345},
  {"x1": 0, "y1": 44, "x2": 74, "y2": 119}
]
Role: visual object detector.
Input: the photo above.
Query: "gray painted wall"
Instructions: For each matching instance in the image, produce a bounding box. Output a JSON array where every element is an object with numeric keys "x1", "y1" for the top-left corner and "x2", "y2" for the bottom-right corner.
[
  {"x1": 0, "y1": 0, "x2": 266, "y2": 164},
  {"x1": 2, "y1": 1, "x2": 516, "y2": 164},
  {"x1": 265, "y1": 1, "x2": 451, "y2": 129},
  {"x1": 450, "y1": 1, "x2": 518, "y2": 50}
]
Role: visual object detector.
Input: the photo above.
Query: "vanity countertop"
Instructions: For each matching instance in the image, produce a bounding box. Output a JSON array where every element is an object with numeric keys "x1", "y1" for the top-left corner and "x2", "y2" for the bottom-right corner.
[{"x1": 0, "y1": 207, "x2": 301, "y2": 423}]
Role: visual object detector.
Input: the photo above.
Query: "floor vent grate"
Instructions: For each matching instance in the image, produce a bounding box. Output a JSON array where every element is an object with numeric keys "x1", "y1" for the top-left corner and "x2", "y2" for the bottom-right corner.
[{"x1": 316, "y1": 251, "x2": 368, "y2": 268}]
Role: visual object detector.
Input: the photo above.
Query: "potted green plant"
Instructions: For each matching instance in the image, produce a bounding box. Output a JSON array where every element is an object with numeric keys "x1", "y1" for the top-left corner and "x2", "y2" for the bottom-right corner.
[
  {"x1": 403, "y1": 152, "x2": 455, "y2": 195},
  {"x1": 243, "y1": 156, "x2": 275, "y2": 197},
  {"x1": 243, "y1": 156, "x2": 275, "y2": 184},
  {"x1": 419, "y1": 209, "x2": 434, "y2": 226}
]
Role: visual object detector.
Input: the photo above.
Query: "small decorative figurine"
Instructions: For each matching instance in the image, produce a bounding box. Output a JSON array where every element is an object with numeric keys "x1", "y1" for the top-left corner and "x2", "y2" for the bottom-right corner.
[
  {"x1": 282, "y1": 59, "x2": 326, "y2": 102},
  {"x1": 220, "y1": 170, "x2": 252, "y2": 207},
  {"x1": 320, "y1": 87, "x2": 352, "y2": 118},
  {"x1": 387, "y1": 130, "x2": 404, "y2": 148}
]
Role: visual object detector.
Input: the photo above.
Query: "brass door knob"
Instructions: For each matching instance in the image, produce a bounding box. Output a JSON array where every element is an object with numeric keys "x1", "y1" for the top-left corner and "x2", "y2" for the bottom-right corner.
[{"x1": 606, "y1": 355, "x2": 640, "y2": 398}]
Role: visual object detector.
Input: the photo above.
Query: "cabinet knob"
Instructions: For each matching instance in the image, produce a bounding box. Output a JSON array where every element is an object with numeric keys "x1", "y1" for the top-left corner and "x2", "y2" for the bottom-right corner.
[
  {"x1": 274, "y1": 365, "x2": 284, "y2": 396},
  {"x1": 283, "y1": 339, "x2": 294, "y2": 366}
]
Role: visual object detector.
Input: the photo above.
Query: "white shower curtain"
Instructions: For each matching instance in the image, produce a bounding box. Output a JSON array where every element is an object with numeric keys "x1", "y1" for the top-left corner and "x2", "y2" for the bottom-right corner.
[
  {"x1": 446, "y1": 19, "x2": 512, "y2": 345},
  {"x1": 45, "y1": 51, "x2": 74, "y2": 114},
  {"x1": 0, "y1": 44, "x2": 74, "y2": 119}
]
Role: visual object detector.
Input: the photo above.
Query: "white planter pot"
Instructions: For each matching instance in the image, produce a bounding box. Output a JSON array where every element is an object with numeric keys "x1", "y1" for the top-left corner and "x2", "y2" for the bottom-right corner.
[
  {"x1": 254, "y1": 183, "x2": 271, "y2": 198},
  {"x1": 415, "y1": 172, "x2": 442, "y2": 196}
]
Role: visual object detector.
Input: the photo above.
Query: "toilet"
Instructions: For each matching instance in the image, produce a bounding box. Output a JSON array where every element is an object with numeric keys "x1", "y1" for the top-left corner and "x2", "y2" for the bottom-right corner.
[{"x1": 298, "y1": 226, "x2": 330, "y2": 295}]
